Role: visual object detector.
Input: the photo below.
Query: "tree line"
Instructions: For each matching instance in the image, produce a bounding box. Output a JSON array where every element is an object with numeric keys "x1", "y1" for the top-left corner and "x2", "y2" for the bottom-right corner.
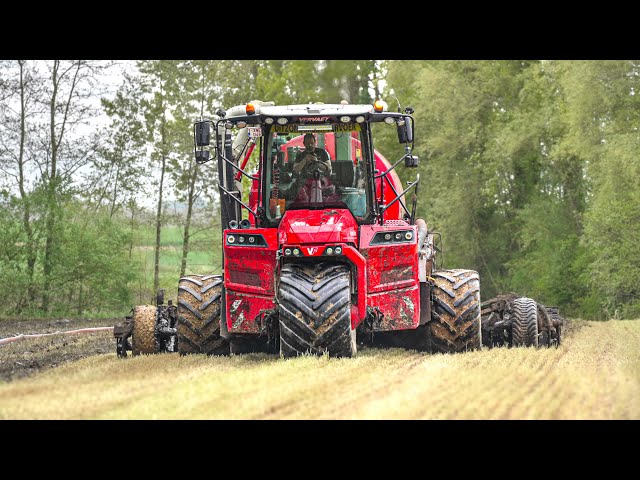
[
  {"x1": 0, "y1": 60, "x2": 638, "y2": 319},
  {"x1": 381, "y1": 60, "x2": 640, "y2": 319}
]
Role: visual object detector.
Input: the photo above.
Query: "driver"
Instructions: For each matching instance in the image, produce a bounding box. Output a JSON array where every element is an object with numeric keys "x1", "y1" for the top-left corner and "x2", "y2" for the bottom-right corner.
[
  {"x1": 283, "y1": 132, "x2": 338, "y2": 204},
  {"x1": 292, "y1": 133, "x2": 332, "y2": 176}
]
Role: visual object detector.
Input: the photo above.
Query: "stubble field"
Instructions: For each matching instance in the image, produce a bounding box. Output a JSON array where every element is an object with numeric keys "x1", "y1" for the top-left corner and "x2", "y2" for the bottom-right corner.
[{"x1": 0, "y1": 318, "x2": 638, "y2": 420}]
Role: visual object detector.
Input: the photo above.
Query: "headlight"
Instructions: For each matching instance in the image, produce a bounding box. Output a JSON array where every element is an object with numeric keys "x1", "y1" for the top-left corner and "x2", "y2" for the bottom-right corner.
[
  {"x1": 227, "y1": 234, "x2": 267, "y2": 247},
  {"x1": 370, "y1": 231, "x2": 415, "y2": 245}
]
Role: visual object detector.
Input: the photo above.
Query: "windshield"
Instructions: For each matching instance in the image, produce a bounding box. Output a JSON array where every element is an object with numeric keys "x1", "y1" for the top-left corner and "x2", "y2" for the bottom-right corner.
[{"x1": 264, "y1": 123, "x2": 370, "y2": 221}]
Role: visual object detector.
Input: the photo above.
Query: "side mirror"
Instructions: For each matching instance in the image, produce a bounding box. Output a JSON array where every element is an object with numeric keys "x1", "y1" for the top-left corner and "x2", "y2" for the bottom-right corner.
[
  {"x1": 195, "y1": 150, "x2": 210, "y2": 164},
  {"x1": 404, "y1": 155, "x2": 419, "y2": 168},
  {"x1": 397, "y1": 116, "x2": 413, "y2": 144},
  {"x1": 195, "y1": 121, "x2": 210, "y2": 147}
]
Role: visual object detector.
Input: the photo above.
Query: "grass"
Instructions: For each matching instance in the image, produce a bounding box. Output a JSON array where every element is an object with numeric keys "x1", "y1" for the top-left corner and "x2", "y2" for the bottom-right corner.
[{"x1": 0, "y1": 319, "x2": 638, "y2": 419}]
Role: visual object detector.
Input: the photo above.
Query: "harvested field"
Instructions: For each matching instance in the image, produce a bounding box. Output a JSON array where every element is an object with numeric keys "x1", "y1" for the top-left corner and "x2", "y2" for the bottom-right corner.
[{"x1": 0, "y1": 317, "x2": 638, "y2": 419}]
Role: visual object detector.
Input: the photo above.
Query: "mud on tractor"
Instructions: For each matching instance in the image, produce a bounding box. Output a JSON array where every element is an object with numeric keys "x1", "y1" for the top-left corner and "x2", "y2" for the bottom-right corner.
[{"x1": 114, "y1": 100, "x2": 563, "y2": 358}]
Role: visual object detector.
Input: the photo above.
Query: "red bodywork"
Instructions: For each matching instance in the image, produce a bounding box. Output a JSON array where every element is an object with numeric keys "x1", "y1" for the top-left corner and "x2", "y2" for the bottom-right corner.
[
  {"x1": 223, "y1": 228, "x2": 277, "y2": 333},
  {"x1": 226, "y1": 131, "x2": 418, "y2": 335}
]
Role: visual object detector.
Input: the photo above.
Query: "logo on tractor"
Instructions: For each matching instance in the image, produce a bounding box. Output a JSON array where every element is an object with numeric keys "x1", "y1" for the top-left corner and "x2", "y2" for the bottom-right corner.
[
  {"x1": 306, "y1": 247, "x2": 318, "y2": 255},
  {"x1": 300, "y1": 116, "x2": 330, "y2": 122}
]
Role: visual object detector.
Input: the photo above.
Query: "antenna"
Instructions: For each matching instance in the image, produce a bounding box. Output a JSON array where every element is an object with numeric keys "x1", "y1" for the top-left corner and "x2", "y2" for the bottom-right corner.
[{"x1": 390, "y1": 95, "x2": 402, "y2": 113}]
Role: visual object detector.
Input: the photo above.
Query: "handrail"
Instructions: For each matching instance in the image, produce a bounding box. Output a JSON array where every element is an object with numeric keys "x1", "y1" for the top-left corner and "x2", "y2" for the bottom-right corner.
[{"x1": 218, "y1": 185, "x2": 259, "y2": 218}]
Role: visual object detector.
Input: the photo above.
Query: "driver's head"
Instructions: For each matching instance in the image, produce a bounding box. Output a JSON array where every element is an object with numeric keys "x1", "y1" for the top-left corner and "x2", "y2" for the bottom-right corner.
[{"x1": 303, "y1": 133, "x2": 316, "y2": 152}]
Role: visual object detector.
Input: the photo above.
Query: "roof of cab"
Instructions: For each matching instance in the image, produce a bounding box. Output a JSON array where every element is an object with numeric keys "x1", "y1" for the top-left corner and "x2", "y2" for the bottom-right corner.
[{"x1": 227, "y1": 103, "x2": 377, "y2": 119}]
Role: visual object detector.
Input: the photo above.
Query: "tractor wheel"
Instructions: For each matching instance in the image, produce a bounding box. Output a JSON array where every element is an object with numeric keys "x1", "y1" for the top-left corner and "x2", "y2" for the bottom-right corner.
[
  {"x1": 429, "y1": 269, "x2": 482, "y2": 353},
  {"x1": 131, "y1": 305, "x2": 158, "y2": 355},
  {"x1": 511, "y1": 297, "x2": 538, "y2": 347},
  {"x1": 177, "y1": 274, "x2": 229, "y2": 356},
  {"x1": 278, "y1": 262, "x2": 355, "y2": 358}
]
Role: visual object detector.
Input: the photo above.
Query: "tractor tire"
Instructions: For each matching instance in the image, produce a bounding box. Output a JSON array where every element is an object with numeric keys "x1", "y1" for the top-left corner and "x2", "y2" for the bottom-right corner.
[
  {"x1": 429, "y1": 269, "x2": 482, "y2": 353},
  {"x1": 278, "y1": 262, "x2": 356, "y2": 358},
  {"x1": 177, "y1": 274, "x2": 229, "y2": 356},
  {"x1": 511, "y1": 297, "x2": 538, "y2": 347},
  {"x1": 131, "y1": 305, "x2": 158, "y2": 355}
]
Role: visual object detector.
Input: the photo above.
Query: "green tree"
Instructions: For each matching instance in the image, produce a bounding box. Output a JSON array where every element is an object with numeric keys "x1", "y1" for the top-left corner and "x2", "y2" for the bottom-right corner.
[{"x1": 137, "y1": 60, "x2": 180, "y2": 299}]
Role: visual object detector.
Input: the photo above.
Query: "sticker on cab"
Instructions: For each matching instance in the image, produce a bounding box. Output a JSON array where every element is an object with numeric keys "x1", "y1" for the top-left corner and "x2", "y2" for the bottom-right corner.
[
  {"x1": 248, "y1": 126, "x2": 262, "y2": 138},
  {"x1": 273, "y1": 124, "x2": 298, "y2": 133},
  {"x1": 332, "y1": 123, "x2": 361, "y2": 132}
]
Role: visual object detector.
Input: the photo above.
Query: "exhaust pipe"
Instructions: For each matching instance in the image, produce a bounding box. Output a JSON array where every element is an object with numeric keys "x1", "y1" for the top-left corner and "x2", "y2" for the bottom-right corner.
[{"x1": 415, "y1": 218, "x2": 428, "y2": 254}]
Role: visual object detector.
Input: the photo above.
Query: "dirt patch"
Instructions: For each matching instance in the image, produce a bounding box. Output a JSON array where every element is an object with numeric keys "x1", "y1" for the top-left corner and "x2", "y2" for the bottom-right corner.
[{"x1": 0, "y1": 317, "x2": 119, "y2": 383}]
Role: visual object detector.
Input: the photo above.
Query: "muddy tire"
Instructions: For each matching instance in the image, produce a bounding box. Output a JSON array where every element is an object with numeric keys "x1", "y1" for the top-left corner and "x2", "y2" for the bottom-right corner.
[
  {"x1": 278, "y1": 262, "x2": 355, "y2": 358},
  {"x1": 177, "y1": 274, "x2": 229, "y2": 356},
  {"x1": 511, "y1": 297, "x2": 538, "y2": 347},
  {"x1": 131, "y1": 305, "x2": 158, "y2": 355},
  {"x1": 429, "y1": 269, "x2": 482, "y2": 353}
]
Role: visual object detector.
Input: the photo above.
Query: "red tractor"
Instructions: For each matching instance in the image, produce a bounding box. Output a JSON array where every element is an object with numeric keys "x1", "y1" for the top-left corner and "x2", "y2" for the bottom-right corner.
[{"x1": 115, "y1": 100, "x2": 483, "y2": 358}]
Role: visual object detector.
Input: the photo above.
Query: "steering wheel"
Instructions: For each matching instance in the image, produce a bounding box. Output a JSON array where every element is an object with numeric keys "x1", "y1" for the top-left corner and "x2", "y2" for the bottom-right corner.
[{"x1": 301, "y1": 157, "x2": 330, "y2": 175}]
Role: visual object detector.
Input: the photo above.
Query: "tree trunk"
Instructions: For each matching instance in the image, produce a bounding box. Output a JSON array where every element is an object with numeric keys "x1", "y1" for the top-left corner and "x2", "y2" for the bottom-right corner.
[
  {"x1": 42, "y1": 61, "x2": 60, "y2": 314},
  {"x1": 16, "y1": 61, "x2": 37, "y2": 310},
  {"x1": 129, "y1": 202, "x2": 136, "y2": 260},
  {"x1": 180, "y1": 162, "x2": 199, "y2": 278},
  {"x1": 109, "y1": 160, "x2": 121, "y2": 218},
  {"x1": 153, "y1": 154, "x2": 165, "y2": 298},
  {"x1": 77, "y1": 283, "x2": 83, "y2": 316}
]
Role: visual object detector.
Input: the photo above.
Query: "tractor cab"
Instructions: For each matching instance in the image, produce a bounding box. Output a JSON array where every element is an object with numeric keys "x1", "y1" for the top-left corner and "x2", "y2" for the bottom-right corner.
[
  {"x1": 194, "y1": 101, "x2": 418, "y2": 230},
  {"x1": 264, "y1": 123, "x2": 370, "y2": 221}
]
